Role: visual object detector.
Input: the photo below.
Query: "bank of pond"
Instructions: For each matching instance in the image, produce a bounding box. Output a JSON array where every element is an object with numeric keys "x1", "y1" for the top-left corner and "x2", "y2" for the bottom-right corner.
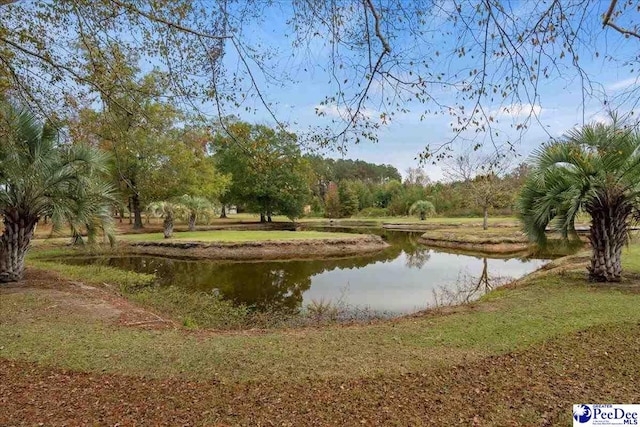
[{"x1": 34, "y1": 228, "x2": 574, "y2": 327}]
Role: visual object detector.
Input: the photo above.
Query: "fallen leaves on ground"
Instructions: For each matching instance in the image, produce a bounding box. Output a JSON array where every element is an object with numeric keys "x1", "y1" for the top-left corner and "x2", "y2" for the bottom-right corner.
[{"x1": 1, "y1": 322, "x2": 638, "y2": 426}]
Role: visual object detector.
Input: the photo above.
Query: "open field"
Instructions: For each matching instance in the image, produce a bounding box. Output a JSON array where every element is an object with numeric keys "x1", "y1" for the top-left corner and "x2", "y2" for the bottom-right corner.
[{"x1": 2, "y1": 243, "x2": 640, "y2": 424}]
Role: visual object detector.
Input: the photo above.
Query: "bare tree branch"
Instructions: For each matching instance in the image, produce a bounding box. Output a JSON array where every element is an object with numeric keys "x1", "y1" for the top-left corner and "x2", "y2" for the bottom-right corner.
[{"x1": 602, "y1": 0, "x2": 640, "y2": 39}]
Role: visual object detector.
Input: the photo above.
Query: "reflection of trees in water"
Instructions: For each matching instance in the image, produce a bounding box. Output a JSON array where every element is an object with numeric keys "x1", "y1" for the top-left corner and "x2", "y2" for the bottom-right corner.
[
  {"x1": 472, "y1": 257, "x2": 491, "y2": 296},
  {"x1": 431, "y1": 257, "x2": 514, "y2": 307},
  {"x1": 398, "y1": 232, "x2": 432, "y2": 269},
  {"x1": 73, "y1": 231, "x2": 425, "y2": 313},
  {"x1": 69, "y1": 230, "x2": 523, "y2": 313},
  {"x1": 405, "y1": 248, "x2": 431, "y2": 269}
]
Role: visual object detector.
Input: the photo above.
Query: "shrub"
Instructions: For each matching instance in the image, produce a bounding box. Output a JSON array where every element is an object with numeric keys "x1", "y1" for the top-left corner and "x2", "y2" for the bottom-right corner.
[{"x1": 409, "y1": 200, "x2": 436, "y2": 220}]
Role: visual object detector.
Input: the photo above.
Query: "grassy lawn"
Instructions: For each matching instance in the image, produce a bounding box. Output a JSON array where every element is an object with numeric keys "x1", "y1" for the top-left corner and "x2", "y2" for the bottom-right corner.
[
  {"x1": 118, "y1": 229, "x2": 362, "y2": 243},
  {"x1": 3, "y1": 243, "x2": 640, "y2": 424},
  {"x1": 3, "y1": 244, "x2": 639, "y2": 383},
  {"x1": 421, "y1": 227, "x2": 527, "y2": 242}
]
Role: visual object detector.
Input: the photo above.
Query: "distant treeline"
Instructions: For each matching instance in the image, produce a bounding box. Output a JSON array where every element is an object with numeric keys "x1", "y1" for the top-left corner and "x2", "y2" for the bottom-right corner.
[{"x1": 304, "y1": 156, "x2": 530, "y2": 218}]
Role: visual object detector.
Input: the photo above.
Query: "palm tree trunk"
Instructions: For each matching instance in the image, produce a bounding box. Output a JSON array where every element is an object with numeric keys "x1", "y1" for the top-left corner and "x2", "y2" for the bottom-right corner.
[
  {"x1": 587, "y1": 202, "x2": 630, "y2": 282},
  {"x1": 163, "y1": 211, "x2": 174, "y2": 239},
  {"x1": 0, "y1": 211, "x2": 37, "y2": 283},
  {"x1": 188, "y1": 213, "x2": 196, "y2": 231}
]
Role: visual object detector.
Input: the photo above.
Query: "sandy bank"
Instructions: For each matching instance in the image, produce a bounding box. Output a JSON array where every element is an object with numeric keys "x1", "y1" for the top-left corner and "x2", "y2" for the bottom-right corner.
[{"x1": 122, "y1": 235, "x2": 389, "y2": 260}]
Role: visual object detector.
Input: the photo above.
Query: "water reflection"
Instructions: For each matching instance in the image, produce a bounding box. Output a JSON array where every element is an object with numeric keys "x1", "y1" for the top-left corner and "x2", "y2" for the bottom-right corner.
[{"x1": 60, "y1": 229, "x2": 549, "y2": 314}]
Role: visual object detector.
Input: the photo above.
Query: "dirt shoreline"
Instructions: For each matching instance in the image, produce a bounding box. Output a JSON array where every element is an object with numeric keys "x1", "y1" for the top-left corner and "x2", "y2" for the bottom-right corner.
[
  {"x1": 418, "y1": 237, "x2": 532, "y2": 254},
  {"x1": 121, "y1": 235, "x2": 389, "y2": 260}
]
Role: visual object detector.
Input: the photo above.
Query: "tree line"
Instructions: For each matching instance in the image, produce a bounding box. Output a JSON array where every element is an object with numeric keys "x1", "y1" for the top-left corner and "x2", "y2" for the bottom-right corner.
[
  {"x1": 2, "y1": 97, "x2": 640, "y2": 284},
  {"x1": 308, "y1": 158, "x2": 530, "y2": 225}
]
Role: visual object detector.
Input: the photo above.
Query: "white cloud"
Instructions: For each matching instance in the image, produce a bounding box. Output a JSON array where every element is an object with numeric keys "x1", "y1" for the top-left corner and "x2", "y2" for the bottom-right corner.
[
  {"x1": 314, "y1": 104, "x2": 379, "y2": 120},
  {"x1": 491, "y1": 103, "x2": 543, "y2": 118},
  {"x1": 606, "y1": 77, "x2": 639, "y2": 92},
  {"x1": 589, "y1": 112, "x2": 613, "y2": 125}
]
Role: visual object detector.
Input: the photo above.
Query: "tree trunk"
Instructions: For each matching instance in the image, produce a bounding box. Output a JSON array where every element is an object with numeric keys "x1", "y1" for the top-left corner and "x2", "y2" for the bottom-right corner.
[
  {"x1": 587, "y1": 200, "x2": 630, "y2": 282},
  {"x1": 188, "y1": 213, "x2": 196, "y2": 231},
  {"x1": 0, "y1": 211, "x2": 37, "y2": 283},
  {"x1": 132, "y1": 193, "x2": 143, "y2": 229},
  {"x1": 71, "y1": 231, "x2": 84, "y2": 246},
  {"x1": 220, "y1": 205, "x2": 227, "y2": 219},
  {"x1": 260, "y1": 213, "x2": 266, "y2": 223},
  {"x1": 420, "y1": 212, "x2": 426, "y2": 221},
  {"x1": 128, "y1": 198, "x2": 133, "y2": 225},
  {"x1": 482, "y1": 206, "x2": 489, "y2": 230},
  {"x1": 163, "y1": 211, "x2": 174, "y2": 239}
]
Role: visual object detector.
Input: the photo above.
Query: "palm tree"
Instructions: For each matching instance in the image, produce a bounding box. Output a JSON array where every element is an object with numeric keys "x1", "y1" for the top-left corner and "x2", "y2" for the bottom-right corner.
[
  {"x1": 519, "y1": 120, "x2": 640, "y2": 282},
  {"x1": 0, "y1": 101, "x2": 115, "y2": 282},
  {"x1": 147, "y1": 201, "x2": 184, "y2": 238},
  {"x1": 176, "y1": 194, "x2": 213, "y2": 231},
  {"x1": 409, "y1": 200, "x2": 436, "y2": 221}
]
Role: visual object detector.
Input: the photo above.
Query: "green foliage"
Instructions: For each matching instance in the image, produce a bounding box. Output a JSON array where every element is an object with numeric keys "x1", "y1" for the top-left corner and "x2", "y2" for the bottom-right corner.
[
  {"x1": 519, "y1": 120, "x2": 640, "y2": 245},
  {"x1": 71, "y1": 60, "x2": 229, "y2": 223},
  {"x1": 127, "y1": 286, "x2": 251, "y2": 330},
  {"x1": 305, "y1": 155, "x2": 401, "y2": 184},
  {"x1": 0, "y1": 101, "x2": 115, "y2": 241},
  {"x1": 324, "y1": 183, "x2": 342, "y2": 218},
  {"x1": 338, "y1": 181, "x2": 359, "y2": 217},
  {"x1": 409, "y1": 200, "x2": 436, "y2": 220},
  {"x1": 146, "y1": 201, "x2": 183, "y2": 220},
  {"x1": 212, "y1": 122, "x2": 309, "y2": 221},
  {"x1": 175, "y1": 194, "x2": 215, "y2": 228},
  {"x1": 350, "y1": 180, "x2": 374, "y2": 210},
  {"x1": 28, "y1": 259, "x2": 155, "y2": 289},
  {"x1": 9, "y1": 244, "x2": 640, "y2": 383}
]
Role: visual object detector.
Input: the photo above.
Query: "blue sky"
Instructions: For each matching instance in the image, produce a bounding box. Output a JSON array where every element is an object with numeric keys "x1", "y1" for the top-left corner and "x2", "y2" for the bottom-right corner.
[{"x1": 207, "y1": 1, "x2": 640, "y2": 181}]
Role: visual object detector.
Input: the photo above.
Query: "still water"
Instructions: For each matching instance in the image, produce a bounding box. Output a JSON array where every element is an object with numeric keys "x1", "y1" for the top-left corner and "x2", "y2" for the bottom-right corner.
[{"x1": 62, "y1": 229, "x2": 548, "y2": 315}]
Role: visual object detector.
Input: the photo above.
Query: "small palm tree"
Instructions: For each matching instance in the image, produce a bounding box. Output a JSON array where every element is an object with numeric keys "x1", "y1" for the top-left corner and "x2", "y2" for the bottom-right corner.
[
  {"x1": 409, "y1": 200, "x2": 436, "y2": 221},
  {"x1": 519, "y1": 120, "x2": 640, "y2": 282},
  {"x1": 176, "y1": 194, "x2": 213, "y2": 231},
  {"x1": 0, "y1": 101, "x2": 115, "y2": 282},
  {"x1": 147, "y1": 201, "x2": 185, "y2": 238}
]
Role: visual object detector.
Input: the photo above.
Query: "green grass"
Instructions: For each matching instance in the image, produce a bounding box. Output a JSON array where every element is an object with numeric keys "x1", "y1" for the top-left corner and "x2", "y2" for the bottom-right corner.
[
  {"x1": 624, "y1": 243, "x2": 640, "y2": 267},
  {"x1": 118, "y1": 229, "x2": 362, "y2": 243},
  {"x1": 27, "y1": 257, "x2": 155, "y2": 289},
  {"x1": 26, "y1": 249, "x2": 253, "y2": 329},
  {"x1": 3, "y1": 243, "x2": 640, "y2": 383},
  {"x1": 127, "y1": 286, "x2": 252, "y2": 329},
  {"x1": 421, "y1": 227, "x2": 528, "y2": 243}
]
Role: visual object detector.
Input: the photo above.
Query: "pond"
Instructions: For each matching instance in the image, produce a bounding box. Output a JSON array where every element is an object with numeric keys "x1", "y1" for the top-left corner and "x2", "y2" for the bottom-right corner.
[{"x1": 60, "y1": 228, "x2": 549, "y2": 316}]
